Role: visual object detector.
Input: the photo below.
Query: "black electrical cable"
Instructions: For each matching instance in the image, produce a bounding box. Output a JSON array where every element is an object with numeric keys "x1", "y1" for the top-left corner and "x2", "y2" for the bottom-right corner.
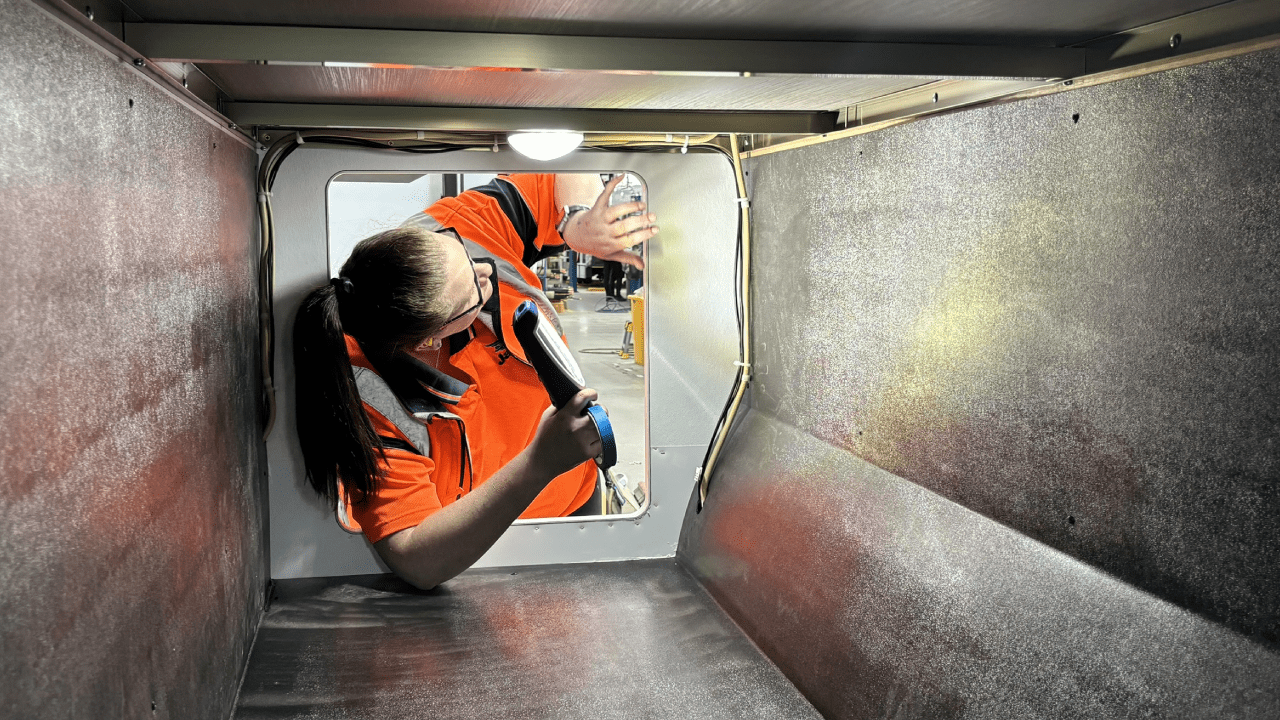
[{"x1": 694, "y1": 196, "x2": 746, "y2": 512}]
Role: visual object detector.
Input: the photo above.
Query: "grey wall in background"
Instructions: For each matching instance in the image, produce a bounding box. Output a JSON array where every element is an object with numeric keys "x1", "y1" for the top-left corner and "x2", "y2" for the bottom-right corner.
[
  {"x1": 0, "y1": 1, "x2": 266, "y2": 718},
  {"x1": 680, "y1": 46, "x2": 1280, "y2": 717}
]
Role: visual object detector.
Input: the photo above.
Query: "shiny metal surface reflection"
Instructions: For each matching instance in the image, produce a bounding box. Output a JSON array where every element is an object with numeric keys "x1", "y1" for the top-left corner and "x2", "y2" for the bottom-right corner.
[
  {"x1": 235, "y1": 560, "x2": 820, "y2": 719},
  {"x1": 201, "y1": 64, "x2": 929, "y2": 112}
]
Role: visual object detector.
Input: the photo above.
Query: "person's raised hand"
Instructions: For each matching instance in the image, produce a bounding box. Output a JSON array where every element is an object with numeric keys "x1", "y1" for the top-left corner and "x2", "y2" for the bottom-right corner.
[
  {"x1": 562, "y1": 175, "x2": 658, "y2": 270},
  {"x1": 526, "y1": 389, "x2": 602, "y2": 479}
]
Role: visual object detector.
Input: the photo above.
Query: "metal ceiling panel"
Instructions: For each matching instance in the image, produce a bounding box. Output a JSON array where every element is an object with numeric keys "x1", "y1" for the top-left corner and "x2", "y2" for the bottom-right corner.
[
  {"x1": 126, "y1": 24, "x2": 1093, "y2": 78},
  {"x1": 201, "y1": 65, "x2": 933, "y2": 111},
  {"x1": 123, "y1": 0, "x2": 1223, "y2": 46}
]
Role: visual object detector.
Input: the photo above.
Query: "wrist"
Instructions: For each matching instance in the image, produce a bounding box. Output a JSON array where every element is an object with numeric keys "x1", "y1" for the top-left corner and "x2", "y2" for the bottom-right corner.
[
  {"x1": 515, "y1": 441, "x2": 561, "y2": 487},
  {"x1": 557, "y1": 204, "x2": 590, "y2": 237}
]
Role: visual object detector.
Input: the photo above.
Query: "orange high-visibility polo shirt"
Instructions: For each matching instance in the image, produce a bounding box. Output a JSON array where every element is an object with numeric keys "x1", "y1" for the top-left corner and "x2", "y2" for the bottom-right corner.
[{"x1": 345, "y1": 174, "x2": 595, "y2": 543}]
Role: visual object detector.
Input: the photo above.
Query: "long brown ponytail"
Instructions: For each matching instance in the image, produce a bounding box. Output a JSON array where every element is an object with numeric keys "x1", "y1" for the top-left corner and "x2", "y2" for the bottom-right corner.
[{"x1": 292, "y1": 227, "x2": 452, "y2": 505}]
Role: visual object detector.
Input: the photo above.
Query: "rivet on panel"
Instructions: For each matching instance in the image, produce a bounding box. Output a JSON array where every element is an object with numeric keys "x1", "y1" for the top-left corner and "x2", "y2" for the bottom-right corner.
[
  {"x1": 133, "y1": 58, "x2": 145, "y2": 68},
  {"x1": 84, "y1": 6, "x2": 94, "y2": 20},
  {"x1": 579, "y1": 524, "x2": 585, "y2": 530},
  {"x1": 932, "y1": 93, "x2": 939, "y2": 103},
  {"x1": 1170, "y1": 34, "x2": 1182, "y2": 49},
  {"x1": 181, "y1": 78, "x2": 188, "y2": 88}
]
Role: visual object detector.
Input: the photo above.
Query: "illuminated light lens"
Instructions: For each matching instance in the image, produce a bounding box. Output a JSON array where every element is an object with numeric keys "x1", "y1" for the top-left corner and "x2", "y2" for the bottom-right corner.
[{"x1": 507, "y1": 131, "x2": 584, "y2": 161}]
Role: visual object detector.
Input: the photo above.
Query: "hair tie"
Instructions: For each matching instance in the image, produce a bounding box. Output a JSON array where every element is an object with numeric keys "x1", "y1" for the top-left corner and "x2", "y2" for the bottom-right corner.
[{"x1": 330, "y1": 276, "x2": 355, "y2": 295}]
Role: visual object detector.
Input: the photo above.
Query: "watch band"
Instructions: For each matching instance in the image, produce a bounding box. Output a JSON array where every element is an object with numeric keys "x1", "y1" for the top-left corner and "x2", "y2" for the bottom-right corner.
[{"x1": 557, "y1": 204, "x2": 591, "y2": 235}]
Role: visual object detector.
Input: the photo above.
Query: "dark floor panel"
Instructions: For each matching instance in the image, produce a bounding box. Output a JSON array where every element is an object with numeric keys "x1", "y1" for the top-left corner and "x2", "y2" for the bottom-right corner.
[{"x1": 234, "y1": 559, "x2": 819, "y2": 719}]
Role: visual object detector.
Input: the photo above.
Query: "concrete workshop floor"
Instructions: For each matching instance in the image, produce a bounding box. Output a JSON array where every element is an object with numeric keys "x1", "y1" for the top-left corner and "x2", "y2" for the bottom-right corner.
[{"x1": 556, "y1": 288, "x2": 647, "y2": 502}]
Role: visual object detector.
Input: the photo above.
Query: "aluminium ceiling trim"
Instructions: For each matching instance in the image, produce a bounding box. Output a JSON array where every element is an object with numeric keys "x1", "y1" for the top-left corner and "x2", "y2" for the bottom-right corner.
[
  {"x1": 124, "y1": 22, "x2": 1093, "y2": 79},
  {"x1": 225, "y1": 103, "x2": 839, "y2": 134}
]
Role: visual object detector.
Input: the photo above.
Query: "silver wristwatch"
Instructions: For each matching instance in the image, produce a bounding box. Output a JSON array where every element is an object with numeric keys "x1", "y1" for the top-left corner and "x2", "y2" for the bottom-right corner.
[{"x1": 557, "y1": 204, "x2": 591, "y2": 235}]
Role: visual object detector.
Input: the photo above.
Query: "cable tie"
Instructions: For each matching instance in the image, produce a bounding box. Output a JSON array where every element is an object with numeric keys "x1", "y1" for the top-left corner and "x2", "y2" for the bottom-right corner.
[
  {"x1": 733, "y1": 361, "x2": 751, "y2": 370},
  {"x1": 735, "y1": 197, "x2": 750, "y2": 207},
  {"x1": 665, "y1": 133, "x2": 674, "y2": 142},
  {"x1": 681, "y1": 136, "x2": 689, "y2": 154},
  {"x1": 417, "y1": 130, "x2": 425, "y2": 140},
  {"x1": 257, "y1": 191, "x2": 271, "y2": 203}
]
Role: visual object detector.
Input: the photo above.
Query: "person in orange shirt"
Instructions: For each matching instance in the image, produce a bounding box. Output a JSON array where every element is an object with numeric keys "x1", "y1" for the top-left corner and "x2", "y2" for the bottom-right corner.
[{"x1": 293, "y1": 174, "x2": 656, "y2": 590}]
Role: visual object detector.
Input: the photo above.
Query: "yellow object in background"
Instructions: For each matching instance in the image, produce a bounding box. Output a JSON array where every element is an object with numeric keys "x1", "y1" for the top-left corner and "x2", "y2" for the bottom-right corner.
[{"x1": 629, "y1": 293, "x2": 645, "y2": 366}]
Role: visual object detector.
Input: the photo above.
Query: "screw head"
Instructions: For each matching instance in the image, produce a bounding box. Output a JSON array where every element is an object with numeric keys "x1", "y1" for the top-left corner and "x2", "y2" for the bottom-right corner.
[
  {"x1": 182, "y1": 78, "x2": 188, "y2": 88},
  {"x1": 262, "y1": 134, "x2": 271, "y2": 142},
  {"x1": 932, "y1": 92, "x2": 939, "y2": 103},
  {"x1": 1170, "y1": 33, "x2": 1182, "y2": 49},
  {"x1": 133, "y1": 58, "x2": 145, "y2": 67},
  {"x1": 84, "y1": 6, "x2": 94, "y2": 20}
]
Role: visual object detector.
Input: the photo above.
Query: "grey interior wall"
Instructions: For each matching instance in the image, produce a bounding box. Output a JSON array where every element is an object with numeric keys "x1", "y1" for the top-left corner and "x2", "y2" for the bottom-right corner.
[
  {"x1": 0, "y1": 1, "x2": 266, "y2": 718},
  {"x1": 679, "y1": 47, "x2": 1280, "y2": 718}
]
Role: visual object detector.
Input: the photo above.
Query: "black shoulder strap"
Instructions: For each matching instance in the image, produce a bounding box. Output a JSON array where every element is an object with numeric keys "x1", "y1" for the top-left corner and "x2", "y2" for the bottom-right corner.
[{"x1": 377, "y1": 435, "x2": 421, "y2": 455}]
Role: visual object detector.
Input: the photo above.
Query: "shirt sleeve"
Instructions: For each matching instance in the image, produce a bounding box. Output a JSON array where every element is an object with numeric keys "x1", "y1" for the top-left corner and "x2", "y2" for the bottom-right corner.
[
  {"x1": 346, "y1": 396, "x2": 445, "y2": 544},
  {"x1": 425, "y1": 173, "x2": 565, "y2": 268},
  {"x1": 501, "y1": 173, "x2": 566, "y2": 260},
  {"x1": 349, "y1": 448, "x2": 444, "y2": 544}
]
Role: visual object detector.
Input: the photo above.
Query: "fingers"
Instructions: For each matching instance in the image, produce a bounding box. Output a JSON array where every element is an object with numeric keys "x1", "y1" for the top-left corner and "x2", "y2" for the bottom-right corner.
[
  {"x1": 564, "y1": 388, "x2": 599, "y2": 414},
  {"x1": 596, "y1": 248, "x2": 645, "y2": 270},
  {"x1": 612, "y1": 213, "x2": 658, "y2": 239},
  {"x1": 595, "y1": 175, "x2": 626, "y2": 210},
  {"x1": 605, "y1": 201, "x2": 646, "y2": 223}
]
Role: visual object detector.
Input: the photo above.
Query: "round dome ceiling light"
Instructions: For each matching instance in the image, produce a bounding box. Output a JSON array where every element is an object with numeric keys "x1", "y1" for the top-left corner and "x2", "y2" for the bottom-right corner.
[{"x1": 507, "y1": 130, "x2": 585, "y2": 161}]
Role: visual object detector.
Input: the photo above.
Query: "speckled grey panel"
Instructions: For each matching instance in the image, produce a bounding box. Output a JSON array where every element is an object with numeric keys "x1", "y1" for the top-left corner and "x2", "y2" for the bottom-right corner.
[
  {"x1": 234, "y1": 559, "x2": 820, "y2": 719},
  {"x1": 679, "y1": 46, "x2": 1280, "y2": 717},
  {"x1": 681, "y1": 411, "x2": 1280, "y2": 718},
  {"x1": 0, "y1": 1, "x2": 265, "y2": 718}
]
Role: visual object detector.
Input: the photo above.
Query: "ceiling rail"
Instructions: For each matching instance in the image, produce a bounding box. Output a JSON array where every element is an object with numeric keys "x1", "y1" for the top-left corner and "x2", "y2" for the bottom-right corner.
[
  {"x1": 125, "y1": 23, "x2": 1091, "y2": 80},
  {"x1": 225, "y1": 103, "x2": 838, "y2": 135}
]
